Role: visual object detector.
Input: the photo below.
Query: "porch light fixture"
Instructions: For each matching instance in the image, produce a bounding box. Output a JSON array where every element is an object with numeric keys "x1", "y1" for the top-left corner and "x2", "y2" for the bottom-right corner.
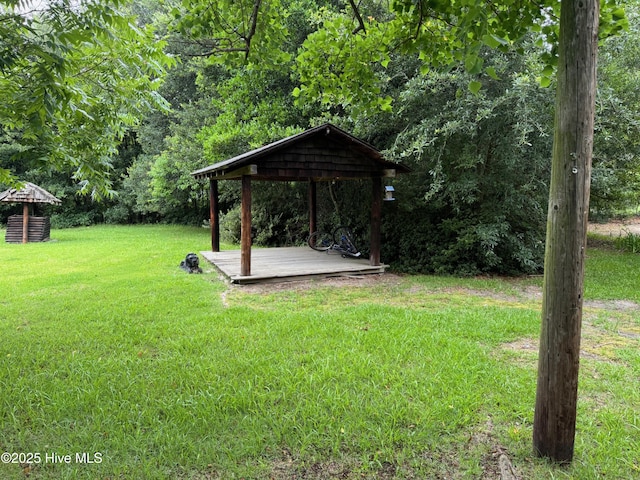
[{"x1": 384, "y1": 185, "x2": 396, "y2": 201}]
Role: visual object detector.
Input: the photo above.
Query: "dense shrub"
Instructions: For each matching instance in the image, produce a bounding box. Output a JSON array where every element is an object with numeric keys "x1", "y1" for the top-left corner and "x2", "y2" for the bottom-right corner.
[
  {"x1": 50, "y1": 212, "x2": 98, "y2": 229},
  {"x1": 357, "y1": 49, "x2": 553, "y2": 275}
]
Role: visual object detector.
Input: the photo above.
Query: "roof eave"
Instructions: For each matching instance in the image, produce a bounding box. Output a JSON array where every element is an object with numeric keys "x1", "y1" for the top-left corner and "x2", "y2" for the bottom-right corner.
[{"x1": 191, "y1": 123, "x2": 410, "y2": 180}]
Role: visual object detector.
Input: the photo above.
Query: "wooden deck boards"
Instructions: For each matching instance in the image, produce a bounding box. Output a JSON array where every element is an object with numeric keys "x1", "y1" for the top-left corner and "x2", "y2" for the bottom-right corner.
[{"x1": 201, "y1": 247, "x2": 387, "y2": 284}]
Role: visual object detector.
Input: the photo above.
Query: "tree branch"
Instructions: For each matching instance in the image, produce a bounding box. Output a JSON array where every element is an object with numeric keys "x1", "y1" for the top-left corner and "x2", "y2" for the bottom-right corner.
[
  {"x1": 182, "y1": 47, "x2": 250, "y2": 58},
  {"x1": 243, "y1": 0, "x2": 262, "y2": 59},
  {"x1": 169, "y1": 38, "x2": 249, "y2": 58},
  {"x1": 348, "y1": 0, "x2": 367, "y2": 34}
]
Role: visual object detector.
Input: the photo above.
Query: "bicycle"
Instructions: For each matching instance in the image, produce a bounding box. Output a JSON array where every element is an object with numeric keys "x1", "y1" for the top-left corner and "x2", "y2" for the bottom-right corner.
[{"x1": 308, "y1": 226, "x2": 362, "y2": 258}]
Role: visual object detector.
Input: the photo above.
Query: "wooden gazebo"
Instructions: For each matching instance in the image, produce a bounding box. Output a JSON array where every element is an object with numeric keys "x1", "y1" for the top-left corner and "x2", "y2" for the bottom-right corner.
[
  {"x1": 192, "y1": 124, "x2": 409, "y2": 281},
  {"x1": 0, "y1": 182, "x2": 61, "y2": 243}
]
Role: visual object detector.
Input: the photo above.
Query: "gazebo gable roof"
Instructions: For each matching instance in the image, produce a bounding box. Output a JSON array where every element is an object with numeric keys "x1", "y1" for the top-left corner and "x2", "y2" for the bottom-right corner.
[{"x1": 192, "y1": 123, "x2": 410, "y2": 182}]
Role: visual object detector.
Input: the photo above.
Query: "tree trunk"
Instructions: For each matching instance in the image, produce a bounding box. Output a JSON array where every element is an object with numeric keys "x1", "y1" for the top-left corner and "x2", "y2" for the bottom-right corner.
[{"x1": 533, "y1": 0, "x2": 599, "y2": 463}]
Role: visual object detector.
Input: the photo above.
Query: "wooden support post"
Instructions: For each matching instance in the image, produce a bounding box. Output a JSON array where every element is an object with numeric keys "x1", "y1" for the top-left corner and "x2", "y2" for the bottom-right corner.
[
  {"x1": 533, "y1": 0, "x2": 599, "y2": 463},
  {"x1": 370, "y1": 177, "x2": 382, "y2": 266},
  {"x1": 309, "y1": 180, "x2": 317, "y2": 237},
  {"x1": 209, "y1": 179, "x2": 220, "y2": 252},
  {"x1": 22, "y1": 203, "x2": 29, "y2": 244},
  {"x1": 240, "y1": 175, "x2": 252, "y2": 277}
]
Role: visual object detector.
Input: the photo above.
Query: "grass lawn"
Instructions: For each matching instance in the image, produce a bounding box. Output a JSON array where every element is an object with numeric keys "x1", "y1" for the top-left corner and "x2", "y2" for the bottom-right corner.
[{"x1": 0, "y1": 225, "x2": 638, "y2": 479}]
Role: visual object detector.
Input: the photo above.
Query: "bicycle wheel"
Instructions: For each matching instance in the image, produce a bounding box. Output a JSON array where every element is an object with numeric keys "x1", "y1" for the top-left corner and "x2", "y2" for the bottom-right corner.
[
  {"x1": 333, "y1": 226, "x2": 359, "y2": 255},
  {"x1": 308, "y1": 231, "x2": 334, "y2": 251}
]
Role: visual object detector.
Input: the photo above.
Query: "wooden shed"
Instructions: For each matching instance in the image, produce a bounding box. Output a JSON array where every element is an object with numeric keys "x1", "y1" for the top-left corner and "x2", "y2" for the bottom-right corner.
[
  {"x1": 192, "y1": 123, "x2": 410, "y2": 281},
  {"x1": 0, "y1": 182, "x2": 61, "y2": 243}
]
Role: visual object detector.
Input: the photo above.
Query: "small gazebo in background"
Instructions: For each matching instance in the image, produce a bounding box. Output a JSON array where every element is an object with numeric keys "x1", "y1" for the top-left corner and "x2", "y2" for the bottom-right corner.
[{"x1": 0, "y1": 182, "x2": 61, "y2": 243}]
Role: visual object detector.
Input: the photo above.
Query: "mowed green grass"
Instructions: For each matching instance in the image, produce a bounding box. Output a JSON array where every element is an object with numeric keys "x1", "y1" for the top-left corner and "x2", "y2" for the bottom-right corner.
[{"x1": 0, "y1": 225, "x2": 638, "y2": 479}]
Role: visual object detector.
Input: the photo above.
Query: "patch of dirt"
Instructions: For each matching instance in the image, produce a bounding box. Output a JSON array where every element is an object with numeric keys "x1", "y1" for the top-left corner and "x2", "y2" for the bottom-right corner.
[
  {"x1": 229, "y1": 272, "x2": 406, "y2": 294},
  {"x1": 585, "y1": 299, "x2": 640, "y2": 311},
  {"x1": 588, "y1": 216, "x2": 640, "y2": 236},
  {"x1": 502, "y1": 338, "x2": 538, "y2": 353},
  {"x1": 267, "y1": 417, "x2": 520, "y2": 480},
  {"x1": 269, "y1": 450, "x2": 384, "y2": 480},
  {"x1": 500, "y1": 314, "x2": 640, "y2": 365}
]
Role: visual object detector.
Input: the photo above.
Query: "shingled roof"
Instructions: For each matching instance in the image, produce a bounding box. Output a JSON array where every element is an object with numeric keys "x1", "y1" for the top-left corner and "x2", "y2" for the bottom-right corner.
[
  {"x1": 0, "y1": 182, "x2": 62, "y2": 205},
  {"x1": 192, "y1": 123, "x2": 410, "y2": 182}
]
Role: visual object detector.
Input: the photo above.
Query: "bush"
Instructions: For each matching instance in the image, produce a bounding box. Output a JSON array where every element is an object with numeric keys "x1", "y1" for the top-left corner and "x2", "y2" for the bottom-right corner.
[
  {"x1": 50, "y1": 212, "x2": 97, "y2": 229},
  {"x1": 614, "y1": 229, "x2": 640, "y2": 253},
  {"x1": 218, "y1": 182, "x2": 313, "y2": 247},
  {"x1": 220, "y1": 204, "x2": 242, "y2": 245},
  {"x1": 103, "y1": 204, "x2": 132, "y2": 224},
  {"x1": 356, "y1": 47, "x2": 552, "y2": 275}
]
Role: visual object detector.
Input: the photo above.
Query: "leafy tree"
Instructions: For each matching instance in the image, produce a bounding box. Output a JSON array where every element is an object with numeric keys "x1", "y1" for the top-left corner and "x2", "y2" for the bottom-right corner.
[
  {"x1": 170, "y1": 0, "x2": 292, "y2": 67},
  {"x1": 591, "y1": 1, "x2": 640, "y2": 216},
  {"x1": 123, "y1": 0, "x2": 320, "y2": 229},
  {"x1": 363, "y1": 46, "x2": 554, "y2": 275},
  {"x1": 147, "y1": 95, "x2": 217, "y2": 223},
  {"x1": 142, "y1": 63, "x2": 307, "y2": 226},
  {"x1": 0, "y1": 0, "x2": 173, "y2": 198}
]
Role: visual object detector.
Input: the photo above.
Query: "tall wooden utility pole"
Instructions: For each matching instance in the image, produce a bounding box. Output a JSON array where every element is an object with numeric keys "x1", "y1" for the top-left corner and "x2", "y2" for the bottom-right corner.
[{"x1": 533, "y1": 0, "x2": 599, "y2": 463}]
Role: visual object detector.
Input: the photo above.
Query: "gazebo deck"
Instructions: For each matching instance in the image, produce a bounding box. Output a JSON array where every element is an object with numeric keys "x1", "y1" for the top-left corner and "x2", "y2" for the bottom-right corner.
[{"x1": 201, "y1": 247, "x2": 387, "y2": 284}]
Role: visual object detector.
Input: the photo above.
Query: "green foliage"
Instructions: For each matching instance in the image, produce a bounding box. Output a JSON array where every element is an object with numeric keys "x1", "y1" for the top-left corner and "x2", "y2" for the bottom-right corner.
[
  {"x1": 294, "y1": 14, "x2": 393, "y2": 115},
  {"x1": 0, "y1": 0, "x2": 173, "y2": 198},
  {"x1": 112, "y1": 0, "x2": 318, "y2": 226},
  {"x1": 591, "y1": 87, "x2": 640, "y2": 216},
  {"x1": 219, "y1": 203, "x2": 242, "y2": 244},
  {"x1": 220, "y1": 182, "x2": 311, "y2": 247},
  {"x1": 365, "y1": 46, "x2": 554, "y2": 275},
  {"x1": 170, "y1": 0, "x2": 292, "y2": 67},
  {"x1": 147, "y1": 120, "x2": 211, "y2": 224},
  {"x1": 197, "y1": 68, "x2": 304, "y2": 162},
  {"x1": 591, "y1": 2, "x2": 640, "y2": 217},
  {"x1": 50, "y1": 211, "x2": 98, "y2": 229},
  {"x1": 293, "y1": 0, "x2": 628, "y2": 115},
  {"x1": 293, "y1": 0, "x2": 548, "y2": 114},
  {"x1": 128, "y1": 2, "x2": 314, "y2": 225},
  {"x1": 118, "y1": 0, "x2": 634, "y2": 274},
  {"x1": 136, "y1": 64, "x2": 306, "y2": 225},
  {"x1": 613, "y1": 229, "x2": 640, "y2": 254}
]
